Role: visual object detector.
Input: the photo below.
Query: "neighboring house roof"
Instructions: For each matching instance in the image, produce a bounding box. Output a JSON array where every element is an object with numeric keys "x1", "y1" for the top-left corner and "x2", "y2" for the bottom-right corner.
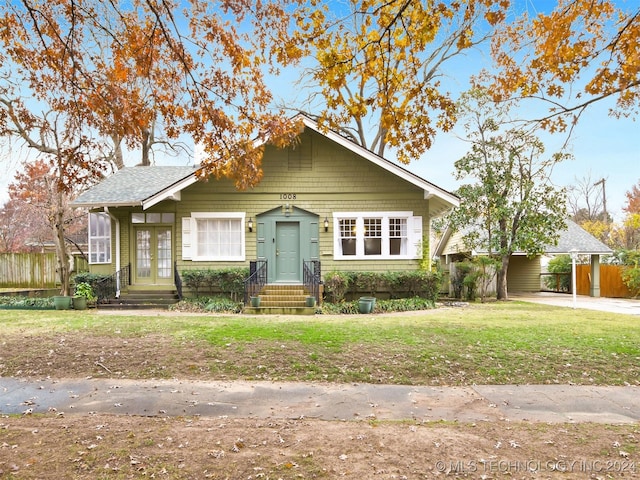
[
  {"x1": 435, "y1": 219, "x2": 613, "y2": 257},
  {"x1": 72, "y1": 114, "x2": 459, "y2": 215},
  {"x1": 545, "y1": 219, "x2": 612, "y2": 255}
]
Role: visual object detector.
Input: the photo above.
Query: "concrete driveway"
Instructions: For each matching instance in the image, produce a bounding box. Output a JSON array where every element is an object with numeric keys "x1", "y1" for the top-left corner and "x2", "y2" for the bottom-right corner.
[{"x1": 510, "y1": 292, "x2": 640, "y2": 315}]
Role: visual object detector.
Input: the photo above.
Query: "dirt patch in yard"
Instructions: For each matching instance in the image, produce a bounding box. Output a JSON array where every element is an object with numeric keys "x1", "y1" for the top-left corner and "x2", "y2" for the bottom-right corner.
[
  {"x1": 2, "y1": 413, "x2": 639, "y2": 479},
  {"x1": 0, "y1": 331, "x2": 456, "y2": 384}
]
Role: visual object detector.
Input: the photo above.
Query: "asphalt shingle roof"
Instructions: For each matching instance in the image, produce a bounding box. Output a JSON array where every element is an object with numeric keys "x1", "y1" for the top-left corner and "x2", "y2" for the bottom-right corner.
[
  {"x1": 73, "y1": 166, "x2": 197, "y2": 207},
  {"x1": 438, "y1": 219, "x2": 613, "y2": 257},
  {"x1": 545, "y1": 219, "x2": 612, "y2": 255}
]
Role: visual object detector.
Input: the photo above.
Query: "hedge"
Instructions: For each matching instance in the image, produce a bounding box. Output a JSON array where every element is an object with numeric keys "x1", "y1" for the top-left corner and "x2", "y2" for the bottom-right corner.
[
  {"x1": 181, "y1": 268, "x2": 249, "y2": 301},
  {"x1": 323, "y1": 270, "x2": 442, "y2": 303}
]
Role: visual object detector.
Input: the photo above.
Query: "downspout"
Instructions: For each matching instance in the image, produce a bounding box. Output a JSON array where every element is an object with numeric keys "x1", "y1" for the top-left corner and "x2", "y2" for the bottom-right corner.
[{"x1": 104, "y1": 207, "x2": 121, "y2": 297}]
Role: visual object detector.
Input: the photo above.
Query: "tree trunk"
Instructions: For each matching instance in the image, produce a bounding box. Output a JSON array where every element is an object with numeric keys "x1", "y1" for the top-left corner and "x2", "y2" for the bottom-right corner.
[
  {"x1": 496, "y1": 254, "x2": 510, "y2": 300},
  {"x1": 110, "y1": 134, "x2": 125, "y2": 170},
  {"x1": 141, "y1": 128, "x2": 151, "y2": 166},
  {"x1": 52, "y1": 191, "x2": 70, "y2": 296}
]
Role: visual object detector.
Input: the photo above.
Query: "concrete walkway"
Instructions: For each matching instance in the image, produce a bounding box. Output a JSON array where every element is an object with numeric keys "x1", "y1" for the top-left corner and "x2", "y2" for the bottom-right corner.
[
  {"x1": 510, "y1": 292, "x2": 640, "y2": 315},
  {"x1": 2, "y1": 377, "x2": 639, "y2": 424}
]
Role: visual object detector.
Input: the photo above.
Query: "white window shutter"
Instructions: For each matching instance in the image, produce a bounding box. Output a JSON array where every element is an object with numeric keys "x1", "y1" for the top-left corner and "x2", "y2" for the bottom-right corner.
[
  {"x1": 182, "y1": 217, "x2": 192, "y2": 260},
  {"x1": 408, "y1": 216, "x2": 423, "y2": 259}
]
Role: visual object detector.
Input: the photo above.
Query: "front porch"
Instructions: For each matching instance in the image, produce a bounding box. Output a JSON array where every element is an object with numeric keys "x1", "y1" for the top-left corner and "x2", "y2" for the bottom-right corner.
[{"x1": 93, "y1": 260, "x2": 322, "y2": 313}]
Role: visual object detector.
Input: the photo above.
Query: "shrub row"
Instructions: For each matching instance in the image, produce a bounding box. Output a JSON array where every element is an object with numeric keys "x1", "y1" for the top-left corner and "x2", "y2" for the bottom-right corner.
[
  {"x1": 0, "y1": 296, "x2": 54, "y2": 309},
  {"x1": 323, "y1": 270, "x2": 442, "y2": 303},
  {"x1": 320, "y1": 297, "x2": 436, "y2": 314},
  {"x1": 170, "y1": 296, "x2": 244, "y2": 314},
  {"x1": 72, "y1": 272, "x2": 111, "y2": 289},
  {"x1": 180, "y1": 268, "x2": 249, "y2": 300}
]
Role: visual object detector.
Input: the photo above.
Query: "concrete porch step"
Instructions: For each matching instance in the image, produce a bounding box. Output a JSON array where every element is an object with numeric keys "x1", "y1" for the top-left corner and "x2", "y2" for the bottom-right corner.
[
  {"x1": 246, "y1": 284, "x2": 318, "y2": 315},
  {"x1": 99, "y1": 289, "x2": 180, "y2": 310},
  {"x1": 244, "y1": 306, "x2": 316, "y2": 315}
]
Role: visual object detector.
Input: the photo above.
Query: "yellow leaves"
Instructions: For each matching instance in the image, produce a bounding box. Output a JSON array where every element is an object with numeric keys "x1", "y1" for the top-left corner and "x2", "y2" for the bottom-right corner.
[
  {"x1": 456, "y1": 28, "x2": 474, "y2": 49},
  {"x1": 296, "y1": 0, "x2": 507, "y2": 163},
  {"x1": 624, "y1": 213, "x2": 640, "y2": 231},
  {"x1": 581, "y1": 220, "x2": 611, "y2": 242},
  {"x1": 347, "y1": 100, "x2": 368, "y2": 119},
  {"x1": 488, "y1": 0, "x2": 639, "y2": 125}
]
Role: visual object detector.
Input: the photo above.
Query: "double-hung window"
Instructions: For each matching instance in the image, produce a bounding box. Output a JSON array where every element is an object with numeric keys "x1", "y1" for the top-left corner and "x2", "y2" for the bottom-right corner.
[
  {"x1": 389, "y1": 217, "x2": 408, "y2": 255},
  {"x1": 182, "y1": 213, "x2": 245, "y2": 261},
  {"x1": 334, "y1": 212, "x2": 420, "y2": 260},
  {"x1": 88, "y1": 212, "x2": 111, "y2": 264},
  {"x1": 339, "y1": 218, "x2": 357, "y2": 256}
]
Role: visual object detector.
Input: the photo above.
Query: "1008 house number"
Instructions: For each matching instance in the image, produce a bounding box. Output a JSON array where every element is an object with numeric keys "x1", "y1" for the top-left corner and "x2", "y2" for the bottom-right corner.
[{"x1": 280, "y1": 193, "x2": 297, "y2": 200}]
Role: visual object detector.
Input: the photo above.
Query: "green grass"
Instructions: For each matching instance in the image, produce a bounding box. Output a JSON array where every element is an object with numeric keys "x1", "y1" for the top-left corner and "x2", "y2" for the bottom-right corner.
[{"x1": 1, "y1": 301, "x2": 639, "y2": 385}]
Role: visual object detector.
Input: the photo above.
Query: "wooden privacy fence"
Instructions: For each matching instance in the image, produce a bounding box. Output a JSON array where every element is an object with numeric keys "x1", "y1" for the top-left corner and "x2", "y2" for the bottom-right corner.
[
  {"x1": 576, "y1": 264, "x2": 632, "y2": 298},
  {"x1": 0, "y1": 253, "x2": 58, "y2": 288}
]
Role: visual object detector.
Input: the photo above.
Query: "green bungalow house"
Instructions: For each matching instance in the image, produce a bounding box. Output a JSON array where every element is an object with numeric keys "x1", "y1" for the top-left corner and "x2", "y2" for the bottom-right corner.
[{"x1": 73, "y1": 114, "x2": 459, "y2": 308}]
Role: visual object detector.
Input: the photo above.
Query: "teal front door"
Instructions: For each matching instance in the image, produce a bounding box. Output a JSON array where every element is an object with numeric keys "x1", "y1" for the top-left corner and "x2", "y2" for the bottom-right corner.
[{"x1": 276, "y1": 222, "x2": 300, "y2": 282}]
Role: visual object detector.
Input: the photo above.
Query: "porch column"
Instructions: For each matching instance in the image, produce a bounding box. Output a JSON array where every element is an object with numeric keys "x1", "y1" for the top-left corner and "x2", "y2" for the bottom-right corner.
[{"x1": 590, "y1": 255, "x2": 601, "y2": 297}]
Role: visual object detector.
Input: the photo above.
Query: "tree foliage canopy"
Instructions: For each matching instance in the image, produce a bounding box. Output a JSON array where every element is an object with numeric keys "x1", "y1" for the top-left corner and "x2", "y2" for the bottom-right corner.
[
  {"x1": 448, "y1": 88, "x2": 569, "y2": 299},
  {"x1": 293, "y1": 0, "x2": 510, "y2": 163},
  {"x1": 624, "y1": 181, "x2": 640, "y2": 215},
  {"x1": 487, "y1": 0, "x2": 640, "y2": 131},
  {"x1": 0, "y1": 0, "x2": 301, "y2": 189}
]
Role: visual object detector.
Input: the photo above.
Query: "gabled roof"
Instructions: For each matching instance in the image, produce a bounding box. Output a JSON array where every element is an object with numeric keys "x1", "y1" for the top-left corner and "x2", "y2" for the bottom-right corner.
[
  {"x1": 295, "y1": 114, "x2": 460, "y2": 214},
  {"x1": 72, "y1": 114, "x2": 459, "y2": 214},
  {"x1": 435, "y1": 219, "x2": 613, "y2": 257}
]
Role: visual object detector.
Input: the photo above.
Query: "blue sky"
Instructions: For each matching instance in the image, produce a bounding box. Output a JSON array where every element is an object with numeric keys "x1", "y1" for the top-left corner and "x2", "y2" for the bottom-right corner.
[
  {"x1": 407, "y1": 0, "x2": 640, "y2": 222},
  {"x1": 407, "y1": 91, "x2": 639, "y2": 222}
]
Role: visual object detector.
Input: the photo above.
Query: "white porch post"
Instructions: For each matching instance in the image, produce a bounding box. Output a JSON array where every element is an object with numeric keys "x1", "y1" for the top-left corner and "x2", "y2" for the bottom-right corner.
[
  {"x1": 590, "y1": 254, "x2": 601, "y2": 297},
  {"x1": 570, "y1": 249, "x2": 578, "y2": 309}
]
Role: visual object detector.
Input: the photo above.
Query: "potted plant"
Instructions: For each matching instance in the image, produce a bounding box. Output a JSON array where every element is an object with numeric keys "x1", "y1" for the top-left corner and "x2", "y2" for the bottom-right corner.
[
  {"x1": 358, "y1": 297, "x2": 374, "y2": 314},
  {"x1": 250, "y1": 296, "x2": 261, "y2": 307},
  {"x1": 73, "y1": 282, "x2": 96, "y2": 310},
  {"x1": 53, "y1": 295, "x2": 72, "y2": 310},
  {"x1": 305, "y1": 296, "x2": 316, "y2": 307}
]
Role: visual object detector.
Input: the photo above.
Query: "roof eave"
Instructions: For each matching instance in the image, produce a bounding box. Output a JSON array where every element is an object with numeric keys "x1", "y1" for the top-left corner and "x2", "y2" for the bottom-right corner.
[
  {"x1": 142, "y1": 174, "x2": 200, "y2": 210},
  {"x1": 72, "y1": 201, "x2": 143, "y2": 209}
]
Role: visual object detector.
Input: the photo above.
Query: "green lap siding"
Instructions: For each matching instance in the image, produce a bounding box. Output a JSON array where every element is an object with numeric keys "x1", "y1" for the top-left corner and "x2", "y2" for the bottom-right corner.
[
  {"x1": 175, "y1": 129, "x2": 430, "y2": 276},
  {"x1": 507, "y1": 256, "x2": 541, "y2": 292}
]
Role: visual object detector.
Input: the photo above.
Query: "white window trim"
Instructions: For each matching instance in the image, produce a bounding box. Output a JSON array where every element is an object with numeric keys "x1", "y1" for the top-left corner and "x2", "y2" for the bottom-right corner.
[
  {"x1": 332, "y1": 211, "x2": 421, "y2": 260},
  {"x1": 88, "y1": 212, "x2": 112, "y2": 264},
  {"x1": 185, "y1": 212, "x2": 246, "y2": 262}
]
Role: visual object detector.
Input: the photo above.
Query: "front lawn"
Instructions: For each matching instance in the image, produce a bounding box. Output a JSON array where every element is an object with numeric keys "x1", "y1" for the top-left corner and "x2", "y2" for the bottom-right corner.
[{"x1": 0, "y1": 301, "x2": 638, "y2": 386}]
